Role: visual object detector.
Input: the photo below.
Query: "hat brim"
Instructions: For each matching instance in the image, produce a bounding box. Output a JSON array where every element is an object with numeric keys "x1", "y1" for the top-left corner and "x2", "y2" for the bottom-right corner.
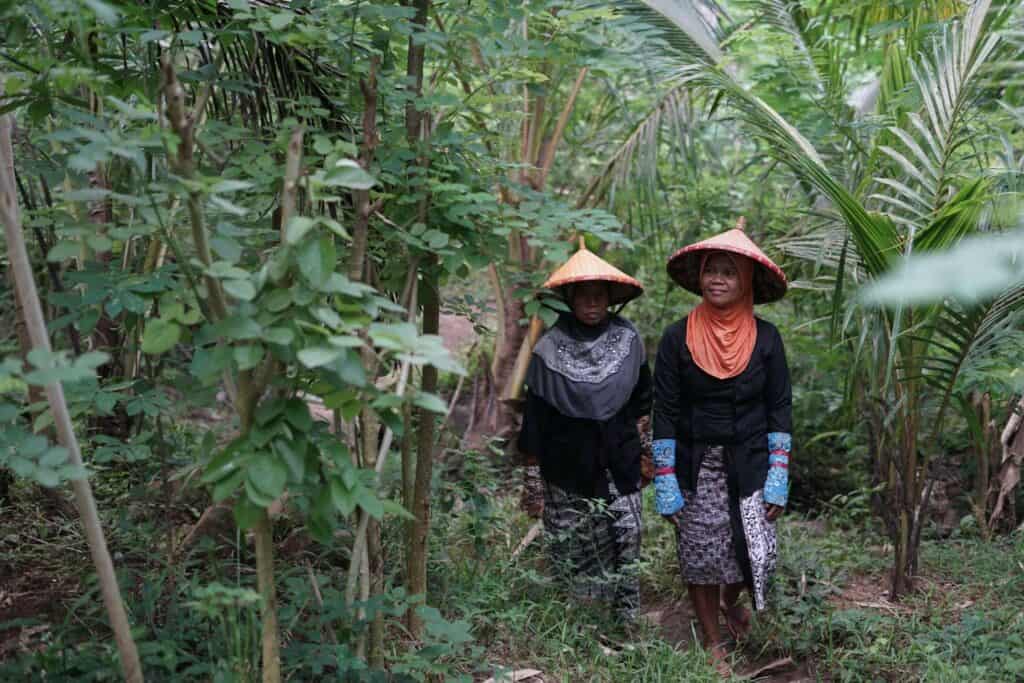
[
  {"x1": 667, "y1": 246, "x2": 787, "y2": 304},
  {"x1": 548, "y1": 274, "x2": 644, "y2": 306}
]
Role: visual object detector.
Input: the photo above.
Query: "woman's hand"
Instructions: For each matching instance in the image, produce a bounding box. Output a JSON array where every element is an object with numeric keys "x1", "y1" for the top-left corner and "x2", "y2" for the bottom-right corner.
[{"x1": 764, "y1": 503, "x2": 784, "y2": 522}]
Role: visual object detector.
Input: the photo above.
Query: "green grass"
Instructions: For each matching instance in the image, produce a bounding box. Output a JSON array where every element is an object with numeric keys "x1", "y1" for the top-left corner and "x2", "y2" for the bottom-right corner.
[{"x1": 3, "y1": 443, "x2": 1023, "y2": 681}]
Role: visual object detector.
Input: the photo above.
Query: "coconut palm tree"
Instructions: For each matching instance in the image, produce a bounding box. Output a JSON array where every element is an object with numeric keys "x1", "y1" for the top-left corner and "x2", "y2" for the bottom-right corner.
[{"x1": 600, "y1": 0, "x2": 1024, "y2": 597}]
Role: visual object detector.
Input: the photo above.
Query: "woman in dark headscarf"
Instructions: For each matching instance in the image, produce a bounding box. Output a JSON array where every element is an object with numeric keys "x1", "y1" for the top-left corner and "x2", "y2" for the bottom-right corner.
[
  {"x1": 517, "y1": 240, "x2": 652, "y2": 621},
  {"x1": 653, "y1": 219, "x2": 792, "y2": 675}
]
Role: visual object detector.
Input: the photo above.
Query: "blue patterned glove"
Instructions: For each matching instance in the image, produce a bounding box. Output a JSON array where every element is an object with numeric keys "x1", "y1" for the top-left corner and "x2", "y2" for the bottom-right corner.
[
  {"x1": 653, "y1": 439, "x2": 684, "y2": 515},
  {"x1": 765, "y1": 432, "x2": 791, "y2": 507}
]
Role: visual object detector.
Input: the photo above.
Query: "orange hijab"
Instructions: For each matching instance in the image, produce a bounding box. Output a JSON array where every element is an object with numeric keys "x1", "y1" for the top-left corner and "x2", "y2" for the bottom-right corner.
[{"x1": 685, "y1": 252, "x2": 757, "y2": 379}]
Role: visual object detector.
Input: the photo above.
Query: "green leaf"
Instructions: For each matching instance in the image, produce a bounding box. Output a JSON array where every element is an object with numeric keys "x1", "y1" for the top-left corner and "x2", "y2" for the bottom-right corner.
[
  {"x1": 298, "y1": 347, "x2": 344, "y2": 368},
  {"x1": 223, "y1": 279, "x2": 256, "y2": 301},
  {"x1": 297, "y1": 236, "x2": 336, "y2": 289},
  {"x1": 234, "y1": 497, "x2": 263, "y2": 529},
  {"x1": 264, "y1": 327, "x2": 295, "y2": 345},
  {"x1": 284, "y1": 399, "x2": 313, "y2": 432},
  {"x1": 268, "y1": 11, "x2": 294, "y2": 29},
  {"x1": 247, "y1": 456, "x2": 288, "y2": 499},
  {"x1": 234, "y1": 345, "x2": 264, "y2": 370},
  {"x1": 39, "y1": 447, "x2": 68, "y2": 468},
  {"x1": 141, "y1": 320, "x2": 181, "y2": 355},
  {"x1": 21, "y1": 435, "x2": 47, "y2": 457},
  {"x1": 273, "y1": 439, "x2": 306, "y2": 481},
  {"x1": 324, "y1": 159, "x2": 376, "y2": 190},
  {"x1": 413, "y1": 392, "x2": 448, "y2": 414},
  {"x1": 263, "y1": 289, "x2": 292, "y2": 313},
  {"x1": 83, "y1": 0, "x2": 121, "y2": 24},
  {"x1": 381, "y1": 499, "x2": 415, "y2": 521},
  {"x1": 354, "y1": 485, "x2": 384, "y2": 520},
  {"x1": 286, "y1": 216, "x2": 316, "y2": 245},
  {"x1": 330, "y1": 477, "x2": 356, "y2": 516},
  {"x1": 35, "y1": 468, "x2": 60, "y2": 488},
  {"x1": 212, "y1": 467, "x2": 246, "y2": 502},
  {"x1": 47, "y1": 241, "x2": 80, "y2": 262},
  {"x1": 219, "y1": 316, "x2": 263, "y2": 340}
]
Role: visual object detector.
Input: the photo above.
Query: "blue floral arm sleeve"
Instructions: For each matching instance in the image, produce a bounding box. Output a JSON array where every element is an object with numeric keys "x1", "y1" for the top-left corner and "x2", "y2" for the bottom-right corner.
[
  {"x1": 765, "y1": 432, "x2": 791, "y2": 507},
  {"x1": 653, "y1": 439, "x2": 684, "y2": 515}
]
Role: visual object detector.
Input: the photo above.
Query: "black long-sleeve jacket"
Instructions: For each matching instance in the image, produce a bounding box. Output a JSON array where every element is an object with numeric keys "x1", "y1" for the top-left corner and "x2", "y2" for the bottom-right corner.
[
  {"x1": 518, "y1": 363, "x2": 652, "y2": 498},
  {"x1": 653, "y1": 316, "x2": 791, "y2": 497}
]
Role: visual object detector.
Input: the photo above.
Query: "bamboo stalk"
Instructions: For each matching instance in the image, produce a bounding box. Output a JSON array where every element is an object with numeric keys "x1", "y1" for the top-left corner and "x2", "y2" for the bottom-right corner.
[
  {"x1": 0, "y1": 99, "x2": 143, "y2": 682},
  {"x1": 501, "y1": 315, "x2": 545, "y2": 403}
]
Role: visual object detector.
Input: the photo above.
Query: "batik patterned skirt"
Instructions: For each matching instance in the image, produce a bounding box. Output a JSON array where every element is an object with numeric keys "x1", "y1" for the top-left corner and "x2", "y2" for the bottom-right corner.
[
  {"x1": 676, "y1": 445, "x2": 778, "y2": 609},
  {"x1": 542, "y1": 474, "x2": 642, "y2": 620}
]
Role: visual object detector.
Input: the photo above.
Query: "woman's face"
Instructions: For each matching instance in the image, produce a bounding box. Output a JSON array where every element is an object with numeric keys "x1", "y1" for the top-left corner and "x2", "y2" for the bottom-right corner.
[
  {"x1": 700, "y1": 252, "x2": 744, "y2": 309},
  {"x1": 570, "y1": 282, "x2": 611, "y2": 326}
]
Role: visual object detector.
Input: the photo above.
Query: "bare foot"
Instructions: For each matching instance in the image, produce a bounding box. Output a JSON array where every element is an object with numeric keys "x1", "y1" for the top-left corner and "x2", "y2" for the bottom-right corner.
[
  {"x1": 721, "y1": 603, "x2": 751, "y2": 641},
  {"x1": 709, "y1": 643, "x2": 733, "y2": 679}
]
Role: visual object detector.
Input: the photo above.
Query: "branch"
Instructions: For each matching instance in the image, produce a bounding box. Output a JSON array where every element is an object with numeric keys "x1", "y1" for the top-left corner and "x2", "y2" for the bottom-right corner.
[
  {"x1": 538, "y1": 67, "x2": 587, "y2": 188},
  {"x1": 0, "y1": 93, "x2": 143, "y2": 683}
]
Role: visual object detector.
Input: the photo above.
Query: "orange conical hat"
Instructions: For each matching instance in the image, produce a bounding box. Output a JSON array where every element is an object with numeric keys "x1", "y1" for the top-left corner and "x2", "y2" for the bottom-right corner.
[
  {"x1": 666, "y1": 217, "x2": 788, "y2": 304},
  {"x1": 543, "y1": 237, "x2": 644, "y2": 306}
]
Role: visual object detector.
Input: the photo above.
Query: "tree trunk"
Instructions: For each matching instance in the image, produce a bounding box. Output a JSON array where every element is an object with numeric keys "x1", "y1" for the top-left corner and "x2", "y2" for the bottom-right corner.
[
  {"x1": 408, "y1": 260, "x2": 438, "y2": 638},
  {"x1": 253, "y1": 510, "x2": 281, "y2": 683},
  {"x1": 0, "y1": 104, "x2": 144, "y2": 683}
]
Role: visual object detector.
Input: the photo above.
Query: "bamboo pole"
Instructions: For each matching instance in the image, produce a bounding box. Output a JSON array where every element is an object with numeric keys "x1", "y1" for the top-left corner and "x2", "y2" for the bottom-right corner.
[
  {"x1": 0, "y1": 98, "x2": 143, "y2": 682},
  {"x1": 501, "y1": 315, "x2": 545, "y2": 403}
]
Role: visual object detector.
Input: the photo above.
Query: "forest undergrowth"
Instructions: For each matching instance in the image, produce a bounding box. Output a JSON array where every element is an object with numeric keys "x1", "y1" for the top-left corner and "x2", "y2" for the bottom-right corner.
[{"x1": 2, "y1": 427, "x2": 1022, "y2": 682}]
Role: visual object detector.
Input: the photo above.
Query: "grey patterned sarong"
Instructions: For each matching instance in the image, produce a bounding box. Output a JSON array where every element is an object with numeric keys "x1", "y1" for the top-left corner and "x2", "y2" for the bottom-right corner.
[
  {"x1": 542, "y1": 475, "x2": 642, "y2": 620},
  {"x1": 676, "y1": 446, "x2": 778, "y2": 609}
]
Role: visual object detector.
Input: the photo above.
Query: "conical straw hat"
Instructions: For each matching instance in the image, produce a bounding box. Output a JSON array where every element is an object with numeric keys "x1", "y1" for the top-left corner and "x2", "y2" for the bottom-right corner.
[
  {"x1": 666, "y1": 217, "x2": 788, "y2": 304},
  {"x1": 543, "y1": 237, "x2": 644, "y2": 306}
]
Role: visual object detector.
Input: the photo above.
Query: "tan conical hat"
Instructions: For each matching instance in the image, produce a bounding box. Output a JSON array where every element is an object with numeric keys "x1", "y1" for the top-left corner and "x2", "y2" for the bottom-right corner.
[
  {"x1": 666, "y1": 217, "x2": 788, "y2": 304},
  {"x1": 543, "y1": 237, "x2": 644, "y2": 305}
]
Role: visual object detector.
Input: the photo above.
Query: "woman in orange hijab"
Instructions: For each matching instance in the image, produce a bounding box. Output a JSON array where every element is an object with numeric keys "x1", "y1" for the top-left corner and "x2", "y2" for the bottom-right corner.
[{"x1": 652, "y1": 218, "x2": 792, "y2": 676}]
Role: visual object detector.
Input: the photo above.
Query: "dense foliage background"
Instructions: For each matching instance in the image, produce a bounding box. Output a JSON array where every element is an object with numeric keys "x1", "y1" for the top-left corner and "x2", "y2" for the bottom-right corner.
[{"x1": 1, "y1": 0, "x2": 1023, "y2": 680}]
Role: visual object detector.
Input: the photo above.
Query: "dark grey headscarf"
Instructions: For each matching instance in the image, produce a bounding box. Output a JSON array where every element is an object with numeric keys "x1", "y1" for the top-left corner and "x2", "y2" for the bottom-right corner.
[{"x1": 525, "y1": 313, "x2": 645, "y2": 421}]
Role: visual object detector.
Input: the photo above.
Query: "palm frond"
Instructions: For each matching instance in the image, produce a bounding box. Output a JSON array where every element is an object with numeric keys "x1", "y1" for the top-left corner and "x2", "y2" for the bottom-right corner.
[
  {"x1": 578, "y1": 83, "x2": 696, "y2": 208},
  {"x1": 630, "y1": 0, "x2": 725, "y2": 63},
  {"x1": 920, "y1": 284, "x2": 1024, "y2": 437},
  {"x1": 875, "y1": 0, "x2": 1002, "y2": 224}
]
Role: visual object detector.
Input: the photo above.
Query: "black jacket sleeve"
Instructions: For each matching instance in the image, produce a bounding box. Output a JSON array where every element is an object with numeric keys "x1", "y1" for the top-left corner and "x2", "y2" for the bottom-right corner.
[
  {"x1": 653, "y1": 321, "x2": 684, "y2": 441},
  {"x1": 517, "y1": 389, "x2": 550, "y2": 460},
  {"x1": 626, "y1": 362, "x2": 653, "y2": 420},
  {"x1": 763, "y1": 323, "x2": 793, "y2": 434}
]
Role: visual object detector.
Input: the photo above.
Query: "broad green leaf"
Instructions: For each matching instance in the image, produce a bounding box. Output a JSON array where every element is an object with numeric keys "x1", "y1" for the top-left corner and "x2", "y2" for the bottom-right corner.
[
  {"x1": 412, "y1": 392, "x2": 448, "y2": 414},
  {"x1": 234, "y1": 345, "x2": 264, "y2": 370},
  {"x1": 247, "y1": 456, "x2": 288, "y2": 499},
  {"x1": 330, "y1": 477, "x2": 356, "y2": 516},
  {"x1": 284, "y1": 399, "x2": 313, "y2": 432},
  {"x1": 268, "y1": 11, "x2": 294, "y2": 29},
  {"x1": 381, "y1": 499, "x2": 415, "y2": 521},
  {"x1": 212, "y1": 468, "x2": 246, "y2": 502},
  {"x1": 297, "y1": 347, "x2": 344, "y2": 368},
  {"x1": 324, "y1": 159, "x2": 376, "y2": 190},
  {"x1": 263, "y1": 289, "x2": 292, "y2": 313},
  {"x1": 141, "y1": 320, "x2": 181, "y2": 354},
  {"x1": 264, "y1": 327, "x2": 294, "y2": 345},
  {"x1": 297, "y1": 236, "x2": 335, "y2": 289},
  {"x1": 273, "y1": 439, "x2": 306, "y2": 481},
  {"x1": 354, "y1": 485, "x2": 384, "y2": 520},
  {"x1": 223, "y1": 279, "x2": 256, "y2": 301},
  {"x1": 47, "y1": 241, "x2": 80, "y2": 262},
  {"x1": 286, "y1": 216, "x2": 316, "y2": 245}
]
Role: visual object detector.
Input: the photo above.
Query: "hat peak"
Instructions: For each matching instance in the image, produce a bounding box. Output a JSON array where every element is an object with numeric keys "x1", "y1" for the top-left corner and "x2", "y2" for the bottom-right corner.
[{"x1": 735, "y1": 216, "x2": 746, "y2": 232}]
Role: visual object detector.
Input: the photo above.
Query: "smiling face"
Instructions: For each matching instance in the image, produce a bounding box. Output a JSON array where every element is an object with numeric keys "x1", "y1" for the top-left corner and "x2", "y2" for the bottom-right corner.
[
  {"x1": 570, "y1": 281, "x2": 611, "y2": 327},
  {"x1": 700, "y1": 252, "x2": 745, "y2": 309}
]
